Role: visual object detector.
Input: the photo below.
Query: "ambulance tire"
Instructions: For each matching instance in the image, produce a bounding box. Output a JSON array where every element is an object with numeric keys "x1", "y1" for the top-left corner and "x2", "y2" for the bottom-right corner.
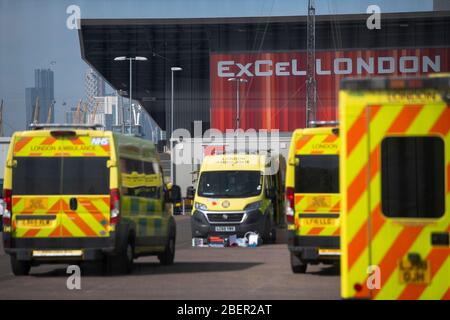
[
  {"x1": 290, "y1": 252, "x2": 307, "y2": 274},
  {"x1": 107, "y1": 236, "x2": 134, "y2": 275},
  {"x1": 159, "y1": 223, "x2": 176, "y2": 265},
  {"x1": 263, "y1": 216, "x2": 276, "y2": 244},
  {"x1": 269, "y1": 227, "x2": 277, "y2": 244},
  {"x1": 10, "y1": 256, "x2": 31, "y2": 276}
]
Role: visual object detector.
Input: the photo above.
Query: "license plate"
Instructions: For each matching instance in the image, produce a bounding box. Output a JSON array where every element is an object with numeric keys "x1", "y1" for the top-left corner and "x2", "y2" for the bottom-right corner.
[
  {"x1": 17, "y1": 219, "x2": 52, "y2": 227},
  {"x1": 399, "y1": 258, "x2": 430, "y2": 284},
  {"x1": 300, "y1": 218, "x2": 335, "y2": 226},
  {"x1": 215, "y1": 226, "x2": 236, "y2": 232},
  {"x1": 32, "y1": 250, "x2": 83, "y2": 257},
  {"x1": 319, "y1": 249, "x2": 340, "y2": 255}
]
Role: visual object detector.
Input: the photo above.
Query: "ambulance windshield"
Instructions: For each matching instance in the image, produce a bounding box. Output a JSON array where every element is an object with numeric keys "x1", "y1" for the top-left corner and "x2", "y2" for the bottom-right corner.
[{"x1": 198, "y1": 170, "x2": 262, "y2": 198}]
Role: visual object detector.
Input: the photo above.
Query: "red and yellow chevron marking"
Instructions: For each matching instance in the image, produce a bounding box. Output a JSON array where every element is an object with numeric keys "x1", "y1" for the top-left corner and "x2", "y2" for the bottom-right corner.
[
  {"x1": 12, "y1": 196, "x2": 110, "y2": 238},
  {"x1": 13, "y1": 134, "x2": 111, "y2": 157},
  {"x1": 293, "y1": 193, "x2": 340, "y2": 237},
  {"x1": 340, "y1": 86, "x2": 450, "y2": 300},
  {"x1": 295, "y1": 133, "x2": 339, "y2": 155}
]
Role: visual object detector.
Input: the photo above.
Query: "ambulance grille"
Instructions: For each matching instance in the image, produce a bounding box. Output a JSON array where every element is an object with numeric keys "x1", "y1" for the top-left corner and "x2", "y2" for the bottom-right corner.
[{"x1": 207, "y1": 213, "x2": 244, "y2": 223}]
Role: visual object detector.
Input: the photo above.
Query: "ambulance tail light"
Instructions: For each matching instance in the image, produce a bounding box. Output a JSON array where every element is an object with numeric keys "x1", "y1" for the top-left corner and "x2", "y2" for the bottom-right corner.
[
  {"x1": 286, "y1": 187, "x2": 295, "y2": 224},
  {"x1": 110, "y1": 188, "x2": 120, "y2": 225},
  {"x1": 3, "y1": 189, "x2": 12, "y2": 226}
]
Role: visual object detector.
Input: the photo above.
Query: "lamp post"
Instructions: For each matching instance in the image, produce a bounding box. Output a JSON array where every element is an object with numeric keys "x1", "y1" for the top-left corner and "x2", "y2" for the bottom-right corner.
[
  {"x1": 170, "y1": 66, "x2": 182, "y2": 184},
  {"x1": 227, "y1": 78, "x2": 248, "y2": 130},
  {"x1": 114, "y1": 56, "x2": 147, "y2": 134}
]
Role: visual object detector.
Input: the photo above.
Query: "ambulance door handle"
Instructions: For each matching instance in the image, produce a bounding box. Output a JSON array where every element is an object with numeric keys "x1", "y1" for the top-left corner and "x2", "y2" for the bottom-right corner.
[{"x1": 70, "y1": 198, "x2": 78, "y2": 211}]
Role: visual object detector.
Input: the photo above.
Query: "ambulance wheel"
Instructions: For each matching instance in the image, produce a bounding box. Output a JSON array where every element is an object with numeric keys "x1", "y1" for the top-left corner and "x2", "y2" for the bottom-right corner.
[
  {"x1": 159, "y1": 234, "x2": 176, "y2": 265},
  {"x1": 269, "y1": 227, "x2": 277, "y2": 244},
  {"x1": 262, "y1": 216, "x2": 275, "y2": 244},
  {"x1": 107, "y1": 237, "x2": 134, "y2": 275},
  {"x1": 10, "y1": 256, "x2": 31, "y2": 276},
  {"x1": 290, "y1": 252, "x2": 307, "y2": 274}
]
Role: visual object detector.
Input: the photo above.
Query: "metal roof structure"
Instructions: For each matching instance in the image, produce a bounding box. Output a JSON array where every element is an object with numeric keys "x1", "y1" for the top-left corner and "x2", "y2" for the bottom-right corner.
[{"x1": 78, "y1": 11, "x2": 450, "y2": 130}]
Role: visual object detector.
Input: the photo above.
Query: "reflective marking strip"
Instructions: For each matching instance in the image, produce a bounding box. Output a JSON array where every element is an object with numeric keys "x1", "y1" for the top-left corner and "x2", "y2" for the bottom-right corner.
[
  {"x1": 347, "y1": 145, "x2": 380, "y2": 213},
  {"x1": 13, "y1": 137, "x2": 33, "y2": 153},
  {"x1": 348, "y1": 203, "x2": 384, "y2": 270},
  {"x1": 371, "y1": 226, "x2": 424, "y2": 299},
  {"x1": 322, "y1": 135, "x2": 338, "y2": 143},
  {"x1": 346, "y1": 105, "x2": 381, "y2": 157},
  {"x1": 295, "y1": 135, "x2": 313, "y2": 151},
  {"x1": 386, "y1": 104, "x2": 423, "y2": 133},
  {"x1": 307, "y1": 227, "x2": 325, "y2": 235},
  {"x1": 429, "y1": 107, "x2": 450, "y2": 136},
  {"x1": 442, "y1": 286, "x2": 450, "y2": 300},
  {"x1": 398, "y1": 247, "x2": 450, "y2": 300},
  {"x1": 23, "y1": 229, "x2": 40, "y2": 238},
  {"x1": 40, "y1": 137, "x2": 56, "y2": 145},
  {"x1": 69, "y1": 137, "x2": 85, "y2": 145}
]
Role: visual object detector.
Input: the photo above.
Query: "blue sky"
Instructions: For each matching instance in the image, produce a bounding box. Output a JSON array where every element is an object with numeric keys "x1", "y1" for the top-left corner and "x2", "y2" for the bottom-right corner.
[{"x1": 0, "y1": 0, "x2": 433, "y2": 135}]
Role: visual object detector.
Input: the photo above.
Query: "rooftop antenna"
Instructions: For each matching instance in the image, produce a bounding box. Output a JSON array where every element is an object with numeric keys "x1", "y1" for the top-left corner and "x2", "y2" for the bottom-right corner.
[{"x1": 306, "y1": 0, "x2": 317, "y2": 128}]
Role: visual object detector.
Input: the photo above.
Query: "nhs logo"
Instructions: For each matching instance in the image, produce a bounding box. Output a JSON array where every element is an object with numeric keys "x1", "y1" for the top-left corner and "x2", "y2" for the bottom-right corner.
[{"x1": 91, "y1": 138, "x2": 109, "y2": 146}]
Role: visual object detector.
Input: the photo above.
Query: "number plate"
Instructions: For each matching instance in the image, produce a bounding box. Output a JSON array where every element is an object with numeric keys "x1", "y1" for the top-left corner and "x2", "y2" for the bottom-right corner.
[
  {"x1": 300, "y1": 218, "x2": 336, "y2": 226},
  {"x1": 32, "y1": 250, "x2": 83, "y2": 257},
  {"x1": 399, "y1": 258, "x2": 430, "y2": 284},
  {"x1": 319, "y1": 249, "x2": 340, "y2": 255},
  {"x1": 215, "y1": 226, "x2": 236, "y2": 232},
  {"x1": 17, "y1": 219, "x2": 52, "y2": 227}
]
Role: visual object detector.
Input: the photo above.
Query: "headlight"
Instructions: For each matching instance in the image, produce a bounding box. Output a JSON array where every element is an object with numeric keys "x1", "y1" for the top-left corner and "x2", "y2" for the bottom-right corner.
[
  {"x1": 195, "y1": 202, "x2": 208, "y2": 211},
  {"x1": 244, "y1": 201, "x2": 262, "y2": 211}
]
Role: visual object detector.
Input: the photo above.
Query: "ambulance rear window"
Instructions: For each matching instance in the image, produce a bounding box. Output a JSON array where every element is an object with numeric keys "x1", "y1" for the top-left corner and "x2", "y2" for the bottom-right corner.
[
  {"x1": 13, "y1": 157, "x2": 61, "y2": 195},
  {"x1": 12, "y1": 157, "x2": 109, "y2": 195},
  {"x1": 381, "y1": 137, "x2": 444, "y2": 218},
  {"x1": 295, "y1": 155, "x2": 339, "y2": 194}
]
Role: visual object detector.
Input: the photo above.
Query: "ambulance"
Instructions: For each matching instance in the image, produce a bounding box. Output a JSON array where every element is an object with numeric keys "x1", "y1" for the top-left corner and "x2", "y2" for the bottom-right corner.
[
  {"x1": 286, "y1": 126, "x2": 340, "y2": 273},
  {"x1": 2, "y1": 124, "x2": 180, "y2": 275},
  {"x1": 190, "y1": 153, "x2": 284, "y2": 243},
  {"x1": 339, "y1": 75, "x2": 450, "y2": 300}
]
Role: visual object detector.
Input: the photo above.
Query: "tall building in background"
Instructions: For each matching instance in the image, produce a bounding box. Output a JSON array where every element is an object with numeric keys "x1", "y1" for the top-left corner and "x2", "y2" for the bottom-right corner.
[
  {"x1": 85, "y1": 68, "x2": 105, "y2": 110},
  {"x1": 25, "y1": 69, "x2": 54, "y2": 127}
]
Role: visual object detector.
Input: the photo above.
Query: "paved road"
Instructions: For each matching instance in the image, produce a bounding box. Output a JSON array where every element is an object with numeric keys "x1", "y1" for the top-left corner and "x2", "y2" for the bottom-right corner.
[{"x1": 0, "y1": 216, "x2": 340, "y2": 300}]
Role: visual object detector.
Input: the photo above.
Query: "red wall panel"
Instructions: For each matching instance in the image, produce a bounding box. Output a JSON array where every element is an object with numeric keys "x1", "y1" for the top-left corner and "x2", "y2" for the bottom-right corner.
[{"x1": 210, "y1": 48, "x2": 450, "y2": 131}]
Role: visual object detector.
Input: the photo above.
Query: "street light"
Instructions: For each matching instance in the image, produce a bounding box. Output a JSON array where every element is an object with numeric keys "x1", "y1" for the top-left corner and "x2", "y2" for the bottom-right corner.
[
  {"x1": 114, "y1": 56, "x2": 148, "y2": 134},
  {"x1": 227, "y1": 77, "x2": 248, "y2": 130},
  {"x1": 170, "y1": 66, "x2": 182, "y2": 184}
]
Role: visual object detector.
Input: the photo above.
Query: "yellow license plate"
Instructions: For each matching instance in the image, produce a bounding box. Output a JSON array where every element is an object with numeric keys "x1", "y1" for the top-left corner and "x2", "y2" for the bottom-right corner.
[
  {"x1": 399, "y1": 258, "x2": 430, "y2": 284},
  {"x1": 300, "y1": 218, "x2": 335, "y2": 226},
  {"x1": 17, "y1": 219, "x2": 53, "y2": 227}
]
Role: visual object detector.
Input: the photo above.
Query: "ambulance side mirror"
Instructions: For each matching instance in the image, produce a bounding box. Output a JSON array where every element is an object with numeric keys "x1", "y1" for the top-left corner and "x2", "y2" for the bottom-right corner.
[
  {"x1": 6, "y1": 159, "x2": 17, "y2": 168},
  {"x1": 288, "y1": 157, "x2": 299, "y2": 167},
  {"x1": 170, "y1": 185, "x2": 182, "y2": 203},
  {"x1": 186, "y1": 186, "x2": 195, "y2": 200},
  {"x1": 106, "y1": 160, "x2": 117, "y2": 168}
]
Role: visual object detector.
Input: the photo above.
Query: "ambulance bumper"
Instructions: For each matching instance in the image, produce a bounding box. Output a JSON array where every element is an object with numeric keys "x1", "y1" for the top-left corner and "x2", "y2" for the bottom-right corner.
[
  {"x1": 3, "y1": 235, "x2": 116, "y2": 262},
  {"x1": 191, "y1": 209, "x2": 266, "y2": 238},
  {"x1": 288, "y1": 231, "x2": 340, "y2": 262}
]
